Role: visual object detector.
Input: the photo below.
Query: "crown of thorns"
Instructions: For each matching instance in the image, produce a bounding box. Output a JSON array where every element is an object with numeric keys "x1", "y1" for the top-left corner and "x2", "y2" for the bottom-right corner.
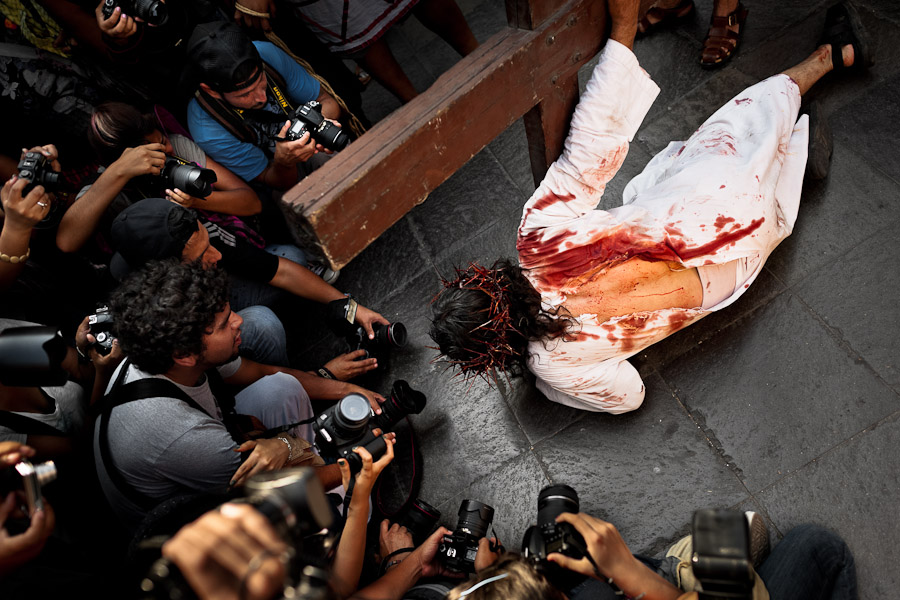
[{"x1": 432, "y1": 262, "x2": 522, "y2": 383}]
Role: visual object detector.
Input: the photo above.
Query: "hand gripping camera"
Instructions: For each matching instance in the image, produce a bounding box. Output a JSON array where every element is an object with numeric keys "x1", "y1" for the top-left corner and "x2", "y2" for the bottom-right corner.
[
  {"x1": 159, "y1": 157, "x2": 217, "y2": 198},
  {"x1": 314, "y1": 381, "x2": 426, "y2": 474},
  {"x1": 285, "y1": 101, "x2": 351, "y2": 152},
  {"x1": 438, "y1": 500, "x2": 496, "y2": 573},
  {"x1": 521, "y1": 484, "x2": 589, "y2": 588},
  {"x1": 328, "y1": 297, "x2": 407, "y2": 361},
  {"x1": 101, "y1": 0, "x2": 168, "y2": 26},
  {"x1": 17, "y1": 151, "x2": 59, "y2": 196},
  {"x1": 88, "y1": 305, "x2": 116, "y2": 356},
  {"x1": 0, "y1": 459, "x2": 57, "y2": 516}
]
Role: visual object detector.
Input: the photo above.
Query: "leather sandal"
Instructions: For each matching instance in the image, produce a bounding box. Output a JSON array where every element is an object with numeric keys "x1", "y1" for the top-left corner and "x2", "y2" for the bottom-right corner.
[
  {"x1": 638, "y1": 0, "x2": 695, "y2": 36},
  {"x1": 700, "y1": 2, "x2": 749, "y2": 69},
  {"x1": 818, "y1": 1, "x2": 873, "y2": 73}
]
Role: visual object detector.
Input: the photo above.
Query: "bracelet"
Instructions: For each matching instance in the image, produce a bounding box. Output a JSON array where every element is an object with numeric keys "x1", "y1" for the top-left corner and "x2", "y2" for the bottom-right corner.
[
  {"x1": 379, "y1": 547, "x2": 415, "y2": 575},
  {"x1": 0, "y1": 247, "x2": 29, "y2": 264},
  {"x1": 277, "y1": 436, "x2": 294, "y2": 462},
  {"x1": 316, "y1": 367, "x2": 336, "y2": 380},
  {"x1": 234, "y1": 2, "x2": 270, "y2": 18}
]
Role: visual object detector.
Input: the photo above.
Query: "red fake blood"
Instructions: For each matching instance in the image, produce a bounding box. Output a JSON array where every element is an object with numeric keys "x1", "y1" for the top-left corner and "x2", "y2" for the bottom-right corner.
[
  {"x1": 719, "y1": 184, "x2": 726, "y2": 189},
  {"x1": 714, "y1": 215, "x2": 735, "y2": 230},
  {"x1": 572, "y1": 331, "x2": 601, "y2": 342},
  {"x1": 601, "y1": 314, "x2": 651, "y2": 353},
  {"x1": 734, "y1": 98, "x2": 752, "y2": 105},
  {"x1": 583, "y1": 144, "x2": 628, "y2": 186},
  {"x1": 667, "y1": 311, "x2": 694, "y2": 334}
]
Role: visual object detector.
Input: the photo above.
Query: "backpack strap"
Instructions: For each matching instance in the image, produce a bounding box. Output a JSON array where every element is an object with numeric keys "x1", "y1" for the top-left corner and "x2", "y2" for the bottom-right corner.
[{"x1": 0, "y1": 409, "x2": 67, "y2": 437}]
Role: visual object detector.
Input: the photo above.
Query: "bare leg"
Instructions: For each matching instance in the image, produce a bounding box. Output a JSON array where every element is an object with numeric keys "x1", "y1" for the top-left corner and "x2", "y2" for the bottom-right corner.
[
  {"x1": 358, "y1": 38, "x2": 419, "y2": 103},
  {"x1": 781, "y1": 44, "x2": 854, "y2": 96},
  {"x1": 412, "y1": 0, "x2": 479, "y2": 56}
]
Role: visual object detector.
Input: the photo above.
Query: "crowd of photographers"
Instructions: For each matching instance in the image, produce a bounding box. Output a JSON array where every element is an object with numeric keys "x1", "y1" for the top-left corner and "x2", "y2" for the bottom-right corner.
[{"x1": 0, "y1": 0, "x2": 859, "y2": 598}]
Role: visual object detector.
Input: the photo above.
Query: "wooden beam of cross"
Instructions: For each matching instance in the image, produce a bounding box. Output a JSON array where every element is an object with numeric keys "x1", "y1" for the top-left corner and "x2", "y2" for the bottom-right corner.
[{"x1": 280, "y1": 0, "x2": 608, "y2": 269}]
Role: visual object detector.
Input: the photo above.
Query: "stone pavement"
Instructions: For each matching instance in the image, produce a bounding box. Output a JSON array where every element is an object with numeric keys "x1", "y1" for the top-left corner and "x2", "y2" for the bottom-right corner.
[{"x1": 294, "y1": 1, "x2": 900, "y2": 596}]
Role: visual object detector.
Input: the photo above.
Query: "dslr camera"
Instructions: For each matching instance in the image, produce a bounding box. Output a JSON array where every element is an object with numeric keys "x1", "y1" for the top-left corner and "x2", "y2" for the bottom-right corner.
[
  {"x1": 328, "y1": 297, "x2": 407, "y2": 360},
  {"x1": 88, "y1": 305, "x2": 115, "y2": 356},
  {"x1": 159, "y1": 157, "x2": 217, "y2": 198},
  {"x1": 314, "y1": 380, "x2": 425, "y2": 474},
  {"x1": 692, "y1": 509, "x2": 756, "y2": 600},
  {"x1": 522, "y1": 484, "x2": 588, "y2": 587},
  {"x1": 17, "y1": 151, "x2": 59, "y2": 196},
  {"x1": 101, "y1": 0, "x2": 168, "y2": 26},
  {"x1": 285, "y1": 101, "x2": 351, "y2": 151},
  {"x1": 438, "y1": 500, "x2": 495, "y2": 574}
]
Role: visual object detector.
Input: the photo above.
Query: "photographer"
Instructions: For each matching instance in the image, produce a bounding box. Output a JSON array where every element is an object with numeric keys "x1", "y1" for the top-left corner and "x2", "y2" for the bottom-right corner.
[
  {"x1": 97, "y1": 260, "x2": 383, "y2": 531},
  {"x1": 184, "y1": 21, "x2": 343, "y2": 191},
  {"x1": 56, "y1": 101, "x2": 262, "y2": 255},
  {"x1": 0, "y1": 170, "x2": 52, "y2": 291}
]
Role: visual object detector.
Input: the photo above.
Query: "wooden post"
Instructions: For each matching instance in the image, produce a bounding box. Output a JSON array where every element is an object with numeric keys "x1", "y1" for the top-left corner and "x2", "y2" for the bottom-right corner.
[{"x1": 280, "y1": 0, "x2": 607, "y2": 269}]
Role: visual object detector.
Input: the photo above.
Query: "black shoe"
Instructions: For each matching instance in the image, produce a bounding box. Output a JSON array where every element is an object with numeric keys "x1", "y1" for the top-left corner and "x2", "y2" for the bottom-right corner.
[{"x1": 806, "y1": 100, "x2": 833, "y2": 181}]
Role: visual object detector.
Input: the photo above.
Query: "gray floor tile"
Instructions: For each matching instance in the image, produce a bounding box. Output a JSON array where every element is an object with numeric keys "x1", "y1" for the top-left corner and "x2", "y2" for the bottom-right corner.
[
  {"x1": 793, "y1": 221, "x2": 900, "y2": 390},
  {"x1": 534, "y1": 372, "x2": 748, "y2": 554},
  {"x1": 755, "y1": 412, "x2": 900, "y2": 599},
  {"x1": 486, "y1": 119, "x2": 536, "y2": 199},
  {"x1": 501, "y1": 373, "x2": 588, "y2": 446},
  {"x1": 661, "y1": 292, "x2": 899, "y2": 492}
]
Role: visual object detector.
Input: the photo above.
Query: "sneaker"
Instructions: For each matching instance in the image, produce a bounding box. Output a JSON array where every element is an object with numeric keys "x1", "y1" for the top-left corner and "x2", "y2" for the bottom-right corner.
[
  {"x1": 308, "y1": 263, "x2": 340, "y2": 284},
  {"x1": 745, "y1": 511, "x2": 770, "y2": 568}
]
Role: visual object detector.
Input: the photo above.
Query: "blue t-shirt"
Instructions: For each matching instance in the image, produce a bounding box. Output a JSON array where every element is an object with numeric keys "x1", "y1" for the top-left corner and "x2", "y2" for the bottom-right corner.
[{"x1": 187, "y1": 41, "x2": 321, "y2": 182}]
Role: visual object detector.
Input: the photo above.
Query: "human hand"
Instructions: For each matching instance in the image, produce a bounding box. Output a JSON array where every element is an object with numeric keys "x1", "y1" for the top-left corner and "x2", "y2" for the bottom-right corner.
[
  {"x1": 1, "y1": 176, "x2": 52, "y2": 233},
  {"x1": 21, "y1": 145, "x2": 61, "y2": 174},
  {"x1": 379, "y1": 519, "x2": 414, "y2": 561},
  {"x1": 347, "y1": 385, "x2": 385, "y2": 415},
  {"x1": 95, "y1": 1, "x2": 138, "y2": 39},
  {"x1": 336, "y1": 430, "x2": 396, "y2": 497},
  {"x1": 166, "y1": 187, "x2": 205, "y2": 209},
  {"x1": 162, "y1": 502, "x2": 287, "y2": 600},
  {"x1": 474, "y1": 537, "x2": 502, "y2": 572},
  {"x1": 109, "y1": 143, "x2": 167, "y2": 179},
  {"x1": 233, "y1": 0, "x2": 277, "y2": 32},
  {"x1": 313, "y1": 118, "x2": 342, "y2": 155},
  {"x1": 323, "y1": 350, "x2": 377, "y2": 380},
  {"x1": 546, "y1": 513, "x2": 637, "y2": 581},
  {"x1": 412, "y1": 526, "x2": 464, "y2": 579},
  {"x1": 0, "y1": 442, "x2": 35, "y2": 466},
  {"x1": 354, "y1": 305, "x2": 390, "y2": 340},
  {"x1": 230, "y1": 438, "x2": 290, "y2": 487},
  {"x1": 273, "y1": 121, "x2": 317, "y2": 165},
  {"x1": 0, "y1": 491, "x2": 55, "y2": 576}
]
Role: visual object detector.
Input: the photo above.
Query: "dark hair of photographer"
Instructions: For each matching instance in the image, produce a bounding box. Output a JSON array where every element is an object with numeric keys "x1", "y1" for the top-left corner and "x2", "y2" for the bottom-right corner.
[
  {"x1": 87, "y1": 101, "x2": 159, "y2": 166},
  {"x1": 108, "y1": 258, "x2": 228, "y2": 374},
  {"x1": 447, "y1": 554, "x2": 566, "y2": 600},
  {"x1": 430, "y1": 259, "x2": 575, "y2": 375}
]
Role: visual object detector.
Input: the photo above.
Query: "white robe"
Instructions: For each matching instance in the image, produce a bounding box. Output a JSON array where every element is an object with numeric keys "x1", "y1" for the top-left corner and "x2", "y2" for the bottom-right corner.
[{"x1": 519, "y1": 40, "x2": 808, "y2": 414}]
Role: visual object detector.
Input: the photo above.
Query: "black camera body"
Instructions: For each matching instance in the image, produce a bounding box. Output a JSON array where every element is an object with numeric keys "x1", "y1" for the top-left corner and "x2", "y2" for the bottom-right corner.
[
  {"x1": 101, "y1": 0, "x2": 168, "y2": 26},
  {"x1": 522, "y1": 484, "x2": 586, "y2": 563},
  {"x1": 88, "y1": 306, "x2": 115, "y2": 356},
  {"x1": 314, "y1": 381, "x2": 425, "y2": 474},
  {"x1": 159, "y1": 157, "x2": 217, "y2": 198},
  {"x1": 692, "y1": 509, "x2": 755, "y2": 600},
  {"x1": 285, "y1": 101, "x2": 351, "y2": 151},
  {"x1": 327, "y1": 297, "x2": 407, "y2": 361},
  {"x1": 17, "y1": 151, "x2": 59, "y2": 196},
  {"x1": 438, "y1": 500, "x2": 495, "y2": 573}
]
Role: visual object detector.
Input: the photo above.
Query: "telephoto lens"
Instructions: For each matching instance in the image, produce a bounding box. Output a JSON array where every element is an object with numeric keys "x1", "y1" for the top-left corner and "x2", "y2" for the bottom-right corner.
[
  {"x1": 457, "y1": 500, "x2": 494, "y2": 539},
  {"x1": 438, "y1": 500, "x2": 495, "y2": 573},
  {"x1": 370, "y1": 380, "x2": 426, "y2": 432},
  {"x1": 522, "y1": 484, "x2": 587, "y2": 589},
  {"x1": 400, "y1": 499, "x2": 442, "y2": 545}
]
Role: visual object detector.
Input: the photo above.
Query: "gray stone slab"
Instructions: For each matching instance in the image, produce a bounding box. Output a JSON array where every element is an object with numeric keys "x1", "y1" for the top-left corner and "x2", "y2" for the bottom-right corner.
[
  {"x1": 755, "y1": 411, "x2": 900, "y2": 599},
  {"x1": 501, "y1": 373, "x2": 588, "y2": 446},
  {"x1": 793, "y1": 221, "x2": 900, "y2": 390},
  {"x1": 660, "y1": 292, "x2": 899, "y2": 492},
  {"x1": 428, "y1": 211, "x2": 521, "y2": 278},
  {"x1": 763, "y1": 141, "x2": 900, "y2": 288},
  {"x1": 486, "y1": 119, "x2": 536, "y2": 199},
  {"x1": 430, "y1": 450, "x2": 552, "y2": 547},
  {"x1": 533, "y1": 372, "x2": 748, "y2": 554}
]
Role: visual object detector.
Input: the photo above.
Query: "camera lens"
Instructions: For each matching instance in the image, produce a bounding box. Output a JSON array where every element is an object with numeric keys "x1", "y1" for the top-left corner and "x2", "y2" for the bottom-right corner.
[
  {"x1": 162, "y1": 159, "x2": 217, "y2": 198},
  {"x1": 456, "y1": 500, "x2": 494, "y2": 539},
  {"x1": 371, "y1": 379, "x2": 426, "y2": 431},
  {"x1": 132, "y1": 0, "x2": 168, "y2": 25},
  {"x1": 374, "y1": 322, "x2": 407, "y2": 348},
  {"x1": 332, "y1": 393, "x2": 372, "y2": 438},
  {"x1": 401, "y1": 499, "x2": 442, "y2": 545},
  {"x1": 244, "y1": 468, "x2": 334, "y2": 541},
  {"x1": 536, "y1": 484, "x2": 579, "y2": 528}
]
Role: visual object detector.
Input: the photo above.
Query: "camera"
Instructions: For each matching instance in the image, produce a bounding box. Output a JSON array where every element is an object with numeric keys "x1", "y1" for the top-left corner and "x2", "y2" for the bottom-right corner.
[
  {"x1": 17, "y1": 151, "x2": 59, "y2": 196},
  {"x1": 285, "y1": 101, "x2": 351, "y2": 152},
  {"x1": 0, "y1": 325, "x2": 68, "y2": 387},
  {"x1": 438, "y1": 500, "x2": 495, "y2": 573},
  {"x1": 159, "y1": 157, "x2": 217, "y2": 198},
  {"x1": 0, "y1": 459, "x2": 58, "y2": 516},
  {"x1": 101, "y1": 0, "x2": 168, "y2": 26},
  {"x1": 327, "y1": 297, "x2": 408, "y2": 361},
  {"x1": 522, "y1": 484, "x2": 587, "y2": 563},
  {"x1": 692, "y1": 509, "x2": 755, "y2": 600},
  {"x1": 88, "y1": 306, "x2": 115, "y2": 356},
  {"x1": 314, "y1": 381, "x2": 425, "y2": 474},
  {"x1": 398, "y1": 498, "x2": 442, "y2": 546}
]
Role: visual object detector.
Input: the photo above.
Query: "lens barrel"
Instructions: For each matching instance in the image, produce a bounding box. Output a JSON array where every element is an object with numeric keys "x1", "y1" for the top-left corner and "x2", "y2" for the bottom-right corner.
[
  {"x1": 371, "y1": 379, "x2": 425, "y2": 431},
  {"x1": 373, "y1": 322, "x2": 407, "y2": 348},
  {"x1": 537, "y1": 484, "x2": 579, "y2": 527},
  {"x1": 456, "y1": 500, "x2": 494, "y2": 539},
  {"x1": 332, "y1": 393, "x2": 372, "y2": 438}
]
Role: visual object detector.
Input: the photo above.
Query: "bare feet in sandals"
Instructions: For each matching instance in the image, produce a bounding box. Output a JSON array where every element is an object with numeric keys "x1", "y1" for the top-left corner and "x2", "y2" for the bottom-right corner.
[{"x1": 700, "y1": 0, "x2": 748, "y2": 68}]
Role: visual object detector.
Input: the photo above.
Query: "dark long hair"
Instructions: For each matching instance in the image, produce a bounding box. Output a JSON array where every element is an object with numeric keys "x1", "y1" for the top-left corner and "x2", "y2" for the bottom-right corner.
[
  {"x1": 88, "y1": 101, "x2": 159, "y2": 166},
  {"x1": 430, "y1": 259, "x2": 574, "y2": 375}
]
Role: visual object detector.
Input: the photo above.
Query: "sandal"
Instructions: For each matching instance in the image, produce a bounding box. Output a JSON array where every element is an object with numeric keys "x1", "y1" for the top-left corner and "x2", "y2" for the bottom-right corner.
[
  {"x1": 805, "y1": 100, "x2": 833, "y2": 181},
  {"x1": 700, "y1": 2, "x2": 749, "y2": 69},
  {"x1": 818, "y1": 1, "x2": 873, "y2": 73},
  {"x1": 638, "y1": 0, "x2": 695, "y2": 36}
]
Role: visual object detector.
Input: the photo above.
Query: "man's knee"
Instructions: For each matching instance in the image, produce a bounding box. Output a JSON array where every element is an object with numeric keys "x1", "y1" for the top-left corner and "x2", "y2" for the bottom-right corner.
[
  {"x1": 265, "y1": 243, "x2": 308, "y2": 267},
  {"x1": 237, "y1": 306, "x2": 288, "y2": 366}
]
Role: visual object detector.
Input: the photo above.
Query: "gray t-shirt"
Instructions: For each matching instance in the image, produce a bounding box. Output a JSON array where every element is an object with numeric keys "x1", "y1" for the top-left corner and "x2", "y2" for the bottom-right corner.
[{"x1": 94, "y1": 358, "x2": 242, "y2": 530}]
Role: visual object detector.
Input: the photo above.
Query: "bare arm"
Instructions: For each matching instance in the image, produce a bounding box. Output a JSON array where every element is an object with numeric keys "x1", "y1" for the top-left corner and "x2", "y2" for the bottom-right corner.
[{"x1": 316, "y1": 89, "x2": 341, "y2": 121}]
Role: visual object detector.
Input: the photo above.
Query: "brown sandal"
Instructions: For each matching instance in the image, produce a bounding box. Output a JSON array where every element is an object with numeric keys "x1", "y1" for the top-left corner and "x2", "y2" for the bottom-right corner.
[
  {"x1": 700, "y1": 3, "x2": 749, "y2": 69},
  {"x1": 638, "y1": 0, "x2": 695, "y2": 36}
]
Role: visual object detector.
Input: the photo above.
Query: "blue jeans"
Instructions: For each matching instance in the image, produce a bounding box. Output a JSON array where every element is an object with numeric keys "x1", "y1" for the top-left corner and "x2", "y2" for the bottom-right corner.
[
  {"x1": 758, "y1": 524, "x2": 857, "y2": 600},
  {"x1": 234, "y1": 372, "x2": 315, "y2": 442},
  {"x1": 230, "y1": 244, "x2": 309, "y2": 312},
  {"x1": 237, "y1": 306, "x2": 289, "y2": 367}
]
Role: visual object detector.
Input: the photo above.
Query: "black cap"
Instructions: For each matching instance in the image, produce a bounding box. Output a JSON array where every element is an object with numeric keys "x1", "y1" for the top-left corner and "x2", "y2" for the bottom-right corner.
[
  {"x1": 186, "y1": 22, "x2": 262, "y2": 93},
  {"x1": 110, "y1": 199, "x2": 200, "y2": 280}
]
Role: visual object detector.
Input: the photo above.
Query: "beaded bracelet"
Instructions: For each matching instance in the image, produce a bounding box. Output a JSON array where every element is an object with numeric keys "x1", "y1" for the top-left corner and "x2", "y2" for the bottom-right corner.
[{"x1": 0, "y1": 247, "x2": 30, "y2": 264}]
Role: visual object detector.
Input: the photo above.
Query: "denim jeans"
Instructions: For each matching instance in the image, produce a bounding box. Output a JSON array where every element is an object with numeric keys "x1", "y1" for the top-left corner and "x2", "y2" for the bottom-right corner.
[
  {"x1": 230, "y1": 244, "x2": 309, "y2": 312},
  {"x1": 234, "y1": 371, "x2": 315, "y2": 442},
  {"x1": 758, "y1": 524, "x2": 857, "y2": 600},
  {"x1": 237, "y1": 305, "x2": 289, "y2": 367}
]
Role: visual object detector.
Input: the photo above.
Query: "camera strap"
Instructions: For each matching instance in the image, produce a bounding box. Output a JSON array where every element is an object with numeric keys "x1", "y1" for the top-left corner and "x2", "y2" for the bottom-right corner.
[{"x1": 0, "y1": 409, "x2": 67, "y2": 437}]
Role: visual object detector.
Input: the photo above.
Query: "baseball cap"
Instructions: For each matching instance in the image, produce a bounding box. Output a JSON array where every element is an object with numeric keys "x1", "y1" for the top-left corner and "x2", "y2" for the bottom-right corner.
[
  {"x1": 186, "y1": 21, "x2": 262, "y2": 93},
  {"x1": 110, "y1": 198, "x2": 200, "y2": 280}
]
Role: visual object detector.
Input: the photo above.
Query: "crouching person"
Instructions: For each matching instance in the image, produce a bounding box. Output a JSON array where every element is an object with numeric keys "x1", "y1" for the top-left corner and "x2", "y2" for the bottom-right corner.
[{"x1": 94, "y1": 260, "x2": 374, "y2": 531}]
